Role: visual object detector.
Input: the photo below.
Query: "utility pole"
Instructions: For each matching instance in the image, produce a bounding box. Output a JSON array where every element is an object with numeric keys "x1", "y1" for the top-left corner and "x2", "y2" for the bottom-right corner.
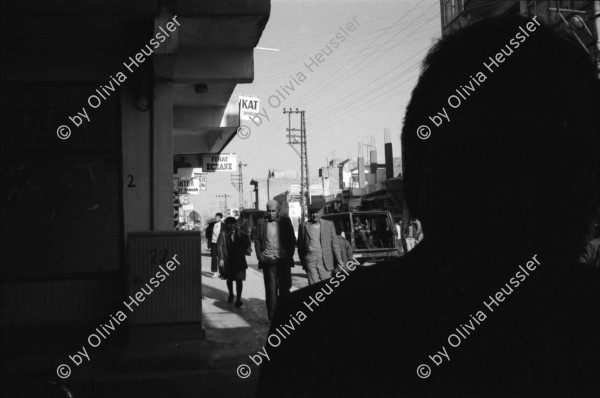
[
  {"x1": 231, "y1": 162, "x2": 248, "y2": 209},
  {"x1": 284, "y1": 108, "x2": 309, "y2": 221},
  {"x1": 216, "y1": 194, "x2": 230, "y2": 211}
]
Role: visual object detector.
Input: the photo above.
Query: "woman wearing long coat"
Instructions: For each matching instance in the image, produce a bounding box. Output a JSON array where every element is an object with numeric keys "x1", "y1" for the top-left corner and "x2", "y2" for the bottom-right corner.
[{"x1": 217, "y1": 216, "x2": 251, "y2": 307}]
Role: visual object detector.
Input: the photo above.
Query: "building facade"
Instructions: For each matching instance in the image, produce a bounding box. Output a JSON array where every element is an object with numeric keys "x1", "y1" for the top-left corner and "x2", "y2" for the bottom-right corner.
[{"x1": 1, "y1": 0, "x2": 270, "y2": 329}]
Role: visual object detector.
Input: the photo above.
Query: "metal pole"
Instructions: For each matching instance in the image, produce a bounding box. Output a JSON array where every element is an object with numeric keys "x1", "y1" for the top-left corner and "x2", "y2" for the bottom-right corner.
[
  {"x1": 302, "y1": 111, "x2": 310, "y2": 208},
  {"x1": 300, "y1": 111, "x2": 305, "y2": 221},
  {"x1": 283, "y1": 109, "x2": 308, "y2": 221},
  {"x1": 238, "y1": 162, "x2": 244, "y2": 208}
]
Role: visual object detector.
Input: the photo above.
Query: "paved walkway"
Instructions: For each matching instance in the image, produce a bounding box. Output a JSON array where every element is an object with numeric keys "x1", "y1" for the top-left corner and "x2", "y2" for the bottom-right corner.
[
  {"x1": 199, "y1": 246, "x2": 308, "y2": 395},
  {"x1": 2, "y1": 248, "x2": 310, "y2": 398}
]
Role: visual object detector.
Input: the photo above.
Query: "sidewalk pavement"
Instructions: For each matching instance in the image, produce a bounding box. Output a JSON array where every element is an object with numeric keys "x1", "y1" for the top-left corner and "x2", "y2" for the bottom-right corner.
[{"x1": 2, "y1": 247, "x2": 309, "y2": 398}]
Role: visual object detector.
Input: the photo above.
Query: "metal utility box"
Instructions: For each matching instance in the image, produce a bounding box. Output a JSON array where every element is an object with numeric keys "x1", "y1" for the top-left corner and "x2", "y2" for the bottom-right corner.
[{"x1": 126, "y1": 231, "x2": 202, "y2": 325}]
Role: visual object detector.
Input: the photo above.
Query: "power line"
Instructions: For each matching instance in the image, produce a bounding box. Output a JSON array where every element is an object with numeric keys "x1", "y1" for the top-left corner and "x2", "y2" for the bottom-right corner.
[
  {"x1": 299, "y1": 10, "x2": 439, "y2": 109},
  {"x1": 296, "y1": 1, "x2": 437, "y2": 104}
]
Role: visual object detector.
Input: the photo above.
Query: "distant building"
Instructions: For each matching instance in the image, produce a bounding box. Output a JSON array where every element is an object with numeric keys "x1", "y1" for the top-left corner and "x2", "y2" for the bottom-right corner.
[{"x1": 313, "y1": 141, "x2": 405, "y2": 216}]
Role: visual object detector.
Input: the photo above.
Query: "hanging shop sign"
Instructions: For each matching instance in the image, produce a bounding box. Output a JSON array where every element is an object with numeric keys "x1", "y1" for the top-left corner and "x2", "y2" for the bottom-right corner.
[
  {"x1": 201, "y1": 153, "x2": 238, "y2": 172},
  {"x1": 198, "y1": 175, "x2": 207, "y2": 191},
  {"x1": 178, "y1": 177, "x2": 201, "y2": 195},
  {"x1": 239, "y1": 96, "x2": 260, "y2": 121}
]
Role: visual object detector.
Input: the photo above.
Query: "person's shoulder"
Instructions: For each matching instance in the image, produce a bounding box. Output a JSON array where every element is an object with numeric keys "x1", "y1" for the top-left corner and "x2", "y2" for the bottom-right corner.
[
  {"x1": 274, "y1": 254, "x2": 423, "y2": 325},
  {"x1": 263, "y1": 255, "x2": 426, "y2": 390},
  {"x1": 279, "y1": 216, "x2": 293, "y2": 226}
]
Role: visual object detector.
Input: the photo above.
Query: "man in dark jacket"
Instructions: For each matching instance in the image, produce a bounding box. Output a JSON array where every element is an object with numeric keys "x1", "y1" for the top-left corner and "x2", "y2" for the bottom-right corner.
[
  {"x1": 217, "y1": 216, "x2": 251, "y2": 307},
  {"x1": 205, "y1": 212, "x2": 223, "y2": 278},
  {"x1": 257, "y1": 16, "x2": 600, "y2": 398},
  {"x1": 297, "y1": 203, "x2": 343, "y2": 284},
  {"x1": 254, "y1": 200, "x2": 297, "y2": 320}
]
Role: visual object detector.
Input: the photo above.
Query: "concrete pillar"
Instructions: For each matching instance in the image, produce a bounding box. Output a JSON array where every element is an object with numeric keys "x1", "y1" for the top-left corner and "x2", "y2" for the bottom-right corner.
[
  {"x1": 152, "y1": 78, "x2": 174, "y2": 230},
  {"x1": 358, "y1": 157, "x2": 365, "y2": 188},
  {"x1": 385, "y1": 143, "x2": 394, "y2": 179},
  {"x1": 370, "y1": 150, "x2": 378, "y2": 174},
  {"x1": 121, "y1": 84, "x2": 152, "y2": 240}
]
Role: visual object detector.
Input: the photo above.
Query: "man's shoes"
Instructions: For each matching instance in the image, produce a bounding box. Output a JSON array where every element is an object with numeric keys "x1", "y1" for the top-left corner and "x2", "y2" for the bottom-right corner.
[
  {"x1": 227, "y1": 294, "x2": 234, "y2": 303},
  {"x1": 235, "y1": 300, "x2": 243, "y2": 307}
]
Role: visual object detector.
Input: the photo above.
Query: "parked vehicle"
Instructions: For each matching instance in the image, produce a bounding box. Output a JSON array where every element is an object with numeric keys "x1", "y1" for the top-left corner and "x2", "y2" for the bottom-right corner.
[
  {"x1": 322, "y1": 211, "x2": 402, "y2": 263},
  {"x1": 226, "y1": 208, "x2": 241, "y2": 219}
]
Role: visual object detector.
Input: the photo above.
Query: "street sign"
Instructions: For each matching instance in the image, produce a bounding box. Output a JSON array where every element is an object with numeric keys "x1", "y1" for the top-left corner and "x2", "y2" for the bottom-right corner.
[
  {"x1": 201, "y1": 153, "x2": 238, "y2": 172},
  {"x1": 239, "y1": 96, "x2": 260, "y2": 121},
  {"x1": 198, "y1": 175, "x2": 207, "y2": 191},
  {"x1": 290, "y1": 184, "x2": 301, "y2": 195},
  {"x1": 178, "y1": 177, "x2": 201, "y2": 195}
]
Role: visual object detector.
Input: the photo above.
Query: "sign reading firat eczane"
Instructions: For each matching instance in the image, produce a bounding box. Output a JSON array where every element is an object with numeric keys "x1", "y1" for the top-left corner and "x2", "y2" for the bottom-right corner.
[
  {"x1": 201, "y1": 153, "x2": 238, "y2": 172},
  {"x1": 239, "y1": 96, "x2": 260, "y2": 121}
]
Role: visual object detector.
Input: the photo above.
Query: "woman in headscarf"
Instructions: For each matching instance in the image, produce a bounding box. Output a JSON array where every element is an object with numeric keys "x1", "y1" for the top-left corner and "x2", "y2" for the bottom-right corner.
[{"x1": 217, "y1": 216, "x2": 251, "y2": 307}]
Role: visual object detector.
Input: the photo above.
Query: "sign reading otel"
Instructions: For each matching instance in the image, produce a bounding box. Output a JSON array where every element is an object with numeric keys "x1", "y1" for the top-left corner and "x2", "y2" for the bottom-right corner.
[{"x1": 201, "y1": 154, "x2": 238, "y2": 172}]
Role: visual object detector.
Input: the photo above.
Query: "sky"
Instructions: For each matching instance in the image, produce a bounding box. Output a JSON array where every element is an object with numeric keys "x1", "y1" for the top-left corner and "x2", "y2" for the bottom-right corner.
[{"x1": 192, "y1": 0, "x2": 441, "y2": 215}]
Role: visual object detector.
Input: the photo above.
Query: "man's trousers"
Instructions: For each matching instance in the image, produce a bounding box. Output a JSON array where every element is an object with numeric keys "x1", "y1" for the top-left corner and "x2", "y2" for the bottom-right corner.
[{"x1": 260, "y1": 257, "x2": 292, "y2": 320}]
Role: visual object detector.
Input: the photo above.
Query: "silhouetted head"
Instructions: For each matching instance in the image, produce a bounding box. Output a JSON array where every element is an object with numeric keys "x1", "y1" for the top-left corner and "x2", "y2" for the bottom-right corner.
[
  {"x1": 401, "y1": 15, "x2": 600, "y2": 262},
  {"x1": 224, "y1": 216, "x2": 237, "y2": 232}
]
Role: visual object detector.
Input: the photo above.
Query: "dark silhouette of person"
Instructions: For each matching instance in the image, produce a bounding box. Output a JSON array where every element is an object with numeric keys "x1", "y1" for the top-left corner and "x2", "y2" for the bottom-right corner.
[
  {"x1": 257, "y1": 15, "x2": 600, "y2": 398},
  {"x1": 217, "y1": 216, "x2": 251, "y2": 307}
]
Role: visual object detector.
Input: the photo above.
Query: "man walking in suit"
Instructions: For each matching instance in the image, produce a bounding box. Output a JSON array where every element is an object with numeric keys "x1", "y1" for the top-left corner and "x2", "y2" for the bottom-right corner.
[
  {"x1": 297, "y1": 203, "x2": 343, "y2": 285},
  {"x1": 255, "y1": 200, "x2": 297, "y2": 320}
]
